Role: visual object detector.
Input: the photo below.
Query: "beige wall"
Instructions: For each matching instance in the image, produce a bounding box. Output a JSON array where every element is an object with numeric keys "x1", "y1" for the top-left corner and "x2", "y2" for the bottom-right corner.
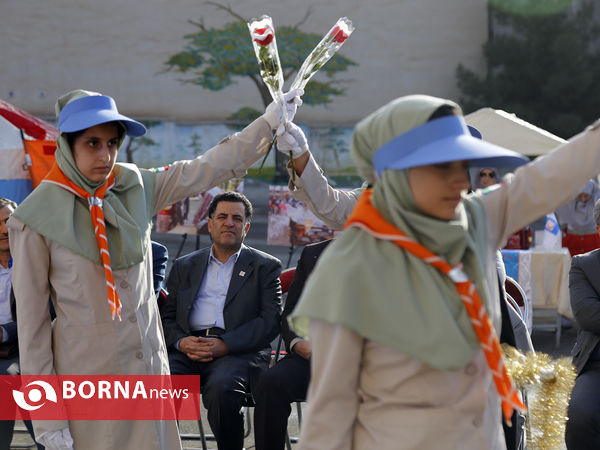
[{"x1": 0, "y1": 0, "x2": 488, "y2": 125}]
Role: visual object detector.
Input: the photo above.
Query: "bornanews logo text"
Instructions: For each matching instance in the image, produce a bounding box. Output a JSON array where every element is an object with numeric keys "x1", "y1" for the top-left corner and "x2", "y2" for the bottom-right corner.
[{"x1": 0, "y1": 375, "x2": 200, "y2": 420}]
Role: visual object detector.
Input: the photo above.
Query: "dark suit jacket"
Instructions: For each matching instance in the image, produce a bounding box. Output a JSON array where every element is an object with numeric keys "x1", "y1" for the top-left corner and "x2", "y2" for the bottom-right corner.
[
  {"x1": 2, "y1": 288, "x2": 17, "y2": 343},
  {"x1": 570, "y1": 249, "x2": 600, "y2": 374},
  {"x1": 161, "y1": 244, "x2": 282, "y2": 356},
  {"x1": 282, "y1": 239, "x2": 332, "y2": 352},
  {"x1": 151, "y1": 241, "x2": 168, "y2": 298},
  {"x1": 5, "y1": 286, "x2": 55, "y2": 348}
]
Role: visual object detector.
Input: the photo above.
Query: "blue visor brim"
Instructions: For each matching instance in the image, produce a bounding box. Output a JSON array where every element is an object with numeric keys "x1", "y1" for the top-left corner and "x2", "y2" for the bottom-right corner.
[
  {"x1": 373, "y1": 115, "x2": 528, "y2": 176},
  {"x1": 58, "y1": 95, "x2": 146, "y2": 137}
]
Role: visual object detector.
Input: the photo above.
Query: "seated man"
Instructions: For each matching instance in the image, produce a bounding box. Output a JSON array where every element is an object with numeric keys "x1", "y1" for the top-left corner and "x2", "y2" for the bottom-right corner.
[
  {"x1": 161, "y1": 191, "x2": 281, "y2": 450},
  {"x1": 253, "y1": 239, "x2": 332, "y2": 450}
]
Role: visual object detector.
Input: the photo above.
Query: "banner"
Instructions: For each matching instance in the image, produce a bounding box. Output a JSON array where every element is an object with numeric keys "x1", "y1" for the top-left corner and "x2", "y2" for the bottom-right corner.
[
  {"x1": 267, "y1": 185, "x2": 343, "y2": 246},
  {"x1": 154, "y1": 179, "x2": 244, "y2": 235}
]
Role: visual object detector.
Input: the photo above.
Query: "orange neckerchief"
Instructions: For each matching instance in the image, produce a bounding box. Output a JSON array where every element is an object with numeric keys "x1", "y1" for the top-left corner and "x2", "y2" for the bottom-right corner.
[
  {"x1": 344, "y1": 189, "x2": 525, "y2": 424},
  {"x1": 42, "y1": 163, "x2": 122, "y2": 321}
]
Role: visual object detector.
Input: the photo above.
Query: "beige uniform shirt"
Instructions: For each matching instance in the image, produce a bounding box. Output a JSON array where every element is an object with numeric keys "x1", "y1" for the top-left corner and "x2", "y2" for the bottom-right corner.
[
  {"x1": 294, "y1": 119, "x2": 600, "y2": 449},
  {"x1": 8, "y1": 116, "x2": 274, "y2": 450}
]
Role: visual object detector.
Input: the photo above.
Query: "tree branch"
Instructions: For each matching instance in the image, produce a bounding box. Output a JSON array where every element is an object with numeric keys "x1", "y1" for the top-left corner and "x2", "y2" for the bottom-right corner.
[
  {"x1": 248, "y1": 74, "x2": 271, "y2": 107},
  {"x1": 293, "y1": 5, "x2": 314, "y2": 29},
  {"x1": 188, "y1": 18, "x2": 206, "y2": 31},
  {"x1": 204, "y1": 1, "x2": 248, "y2": 22}
]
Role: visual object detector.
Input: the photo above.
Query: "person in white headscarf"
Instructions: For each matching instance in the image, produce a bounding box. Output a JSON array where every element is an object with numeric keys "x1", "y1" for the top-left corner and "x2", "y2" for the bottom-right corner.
[{"x1": 556, "y1": 179, "x2": 600, "y2": 256}]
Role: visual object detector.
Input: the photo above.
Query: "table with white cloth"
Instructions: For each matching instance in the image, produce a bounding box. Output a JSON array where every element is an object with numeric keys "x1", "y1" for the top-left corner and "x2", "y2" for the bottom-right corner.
[
  {"x1": 501, "y1": 248, "x2": 572, "y2": 346},
  {"x1": 501, "y1": 248, "x2": 572, "y2": 316}
]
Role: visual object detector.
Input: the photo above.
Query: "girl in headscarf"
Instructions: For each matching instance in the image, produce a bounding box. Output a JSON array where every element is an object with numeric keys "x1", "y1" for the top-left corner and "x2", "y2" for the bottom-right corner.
[
  {"x1": 556, "y1": 179, "x2": 600, "y2": 256},
  {"x1": 7, "y1": 89, "x2": 298, "y2": 450},
  {"x1": 286, "y1": 94, "x2": 600, "y2": 449}
]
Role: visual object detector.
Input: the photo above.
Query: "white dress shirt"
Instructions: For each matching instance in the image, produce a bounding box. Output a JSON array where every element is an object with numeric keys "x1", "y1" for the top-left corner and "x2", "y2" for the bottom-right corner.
[
  {"x1": 0, "y1": 260, "x2": 13, "y2": 342},
  {"x1": 188, "y1": 246, "x2": 242, "y2": 331}
]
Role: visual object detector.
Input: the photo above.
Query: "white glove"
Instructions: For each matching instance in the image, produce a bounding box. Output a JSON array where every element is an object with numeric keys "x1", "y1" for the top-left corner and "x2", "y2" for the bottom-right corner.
[
  {"x1": 37, "y1": 428, "x2": 74, "y2": 450},
  {"x1": 277, "y1": 122, "x2": 308, "y2": 158},
  {"x1": 264, "y1": 88, "x2": 304, "y2": 131}
]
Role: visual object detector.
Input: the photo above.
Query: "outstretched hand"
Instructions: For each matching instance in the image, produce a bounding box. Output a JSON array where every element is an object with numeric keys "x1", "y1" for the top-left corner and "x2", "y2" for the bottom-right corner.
[
  {"x1": 277, "y1": 122, "x2": 309, "y2": 158},
  {"x1": 265, "y1": 88, "x2": 304, "y2": 131}
]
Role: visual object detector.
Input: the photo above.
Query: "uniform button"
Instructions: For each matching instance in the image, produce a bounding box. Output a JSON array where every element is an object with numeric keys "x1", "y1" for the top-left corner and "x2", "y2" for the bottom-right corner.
[
  {"x1": 120, "y1": 280, "x2": 129, "y2": 289},
  {"x1": 129, "y1": 315, "x2": 137, "y2": 323},
  {"x1": 465, "y1": 363, "x2": 477, "y2": 375},
  {"x1": 135, "y1": 351, "x2": 144, "y2": 360},
  {"x1": 473, "y1": 417, "x2": 482, "y2": 427}
]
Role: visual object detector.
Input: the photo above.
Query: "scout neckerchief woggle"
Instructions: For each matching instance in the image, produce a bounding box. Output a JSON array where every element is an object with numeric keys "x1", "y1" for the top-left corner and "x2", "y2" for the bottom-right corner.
[{"x1": 43, "y1": 163, "x2": 122, "y2": 320}]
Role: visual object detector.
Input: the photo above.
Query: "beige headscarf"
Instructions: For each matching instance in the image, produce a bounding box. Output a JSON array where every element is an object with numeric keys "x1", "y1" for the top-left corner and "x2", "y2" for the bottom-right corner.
[
  {"x1": 13, "y1": 90, "x2": 155, "y2": 269},
  {"x1": 291, "y1": 95, "x2": 491, "y2": 370}
]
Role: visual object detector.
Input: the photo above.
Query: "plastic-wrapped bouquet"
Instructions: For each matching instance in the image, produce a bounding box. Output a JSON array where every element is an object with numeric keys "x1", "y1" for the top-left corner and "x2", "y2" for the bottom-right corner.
[
  {"x1": 290, "y1": 17, "x2": 354, "y2": 91},
  {"x1": 248, "y1": 15, "x2": 287, "y2": 124},
  {"x1": 248, "y1": 15, "x2": 355, "y2": 177}
]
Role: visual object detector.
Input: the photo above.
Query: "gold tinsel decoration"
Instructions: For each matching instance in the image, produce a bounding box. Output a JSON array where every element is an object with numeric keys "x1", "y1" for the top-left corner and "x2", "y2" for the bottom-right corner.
[{"x1": 502, "y1": 344, "x2": 577, "y2": 450}]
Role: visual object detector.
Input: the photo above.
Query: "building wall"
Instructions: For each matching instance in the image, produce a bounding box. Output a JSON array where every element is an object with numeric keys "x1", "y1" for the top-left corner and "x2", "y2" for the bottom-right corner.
[{"x1": 0, "y1": 0, "x2": 488, "y2": 125}]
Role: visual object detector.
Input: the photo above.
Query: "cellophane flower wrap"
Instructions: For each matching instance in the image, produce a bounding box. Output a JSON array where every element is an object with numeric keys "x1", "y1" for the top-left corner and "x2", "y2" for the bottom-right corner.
[
  {"x1": 248, "y1": 15, "x2": 288, "y2": 124},
  {"x1": 290, "y1": 17, "x2": 354, "y2": 91}
]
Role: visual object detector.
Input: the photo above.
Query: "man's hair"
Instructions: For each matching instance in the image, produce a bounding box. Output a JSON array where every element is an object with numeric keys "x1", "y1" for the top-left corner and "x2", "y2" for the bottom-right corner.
[
  {"x1": 594, "y1": 198, "x2": 600, "y2": 227},
  {"x1": 0, "y1": 198, "x2": 17, "y2": 210},
  {"x1": 208, "y1": 191, "x2": 253, "y2": 222}
]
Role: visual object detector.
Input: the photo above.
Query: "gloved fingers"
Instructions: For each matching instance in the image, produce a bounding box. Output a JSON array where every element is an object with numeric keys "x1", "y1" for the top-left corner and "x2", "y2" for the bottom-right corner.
[
  {"x1": 286, "y1": 122, "x2": 306, "y2": 140},
  {"x1": 37, "y1": 428, "x2": 74, "y2": 450},
  {"x1": 61, "y1": 428, "x2": 74, "y2": 449},
  {"x1": 284, "y1": 88, "x2": 304, "y2": 103},
  {"x1": 276, "y1": 122, "x2": 308, "y2": 157},
  {"x1": 277, "y1": 132, "x2": 296, "y2": 151}
]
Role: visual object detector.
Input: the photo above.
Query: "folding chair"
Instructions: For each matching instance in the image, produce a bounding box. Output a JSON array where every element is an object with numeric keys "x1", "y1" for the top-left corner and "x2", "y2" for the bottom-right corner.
[{"x1": 505, "y1": 276, "x2": 531, "y2": 334}]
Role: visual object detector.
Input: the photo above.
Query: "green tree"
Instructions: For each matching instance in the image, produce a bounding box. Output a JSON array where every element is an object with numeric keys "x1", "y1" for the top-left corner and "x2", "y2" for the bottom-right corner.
[
  {"x1": 456, "y1": 1, "x2": 600, "y2": 139},
  {"x1": 163, "y1": 2, "x2": 357, "y2": 181}
]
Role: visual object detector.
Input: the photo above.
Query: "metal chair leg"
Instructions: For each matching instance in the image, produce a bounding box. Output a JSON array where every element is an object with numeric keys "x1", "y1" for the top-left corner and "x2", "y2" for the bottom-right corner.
[
  {"x1": 555, "y1": 313, "x2": 562, "y2": 348},
  {"x1": 244, "y1": 406, "x2": 252, "y2": 439},
  {"x1": 197, "y1": 419, "x2": 208, "y2": 450}
]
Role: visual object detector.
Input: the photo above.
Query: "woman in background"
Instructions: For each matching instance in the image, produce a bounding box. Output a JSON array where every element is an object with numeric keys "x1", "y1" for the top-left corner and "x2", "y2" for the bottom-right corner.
[{"x1": 556, "y1": 180, "x2": 600, "y2": 256}]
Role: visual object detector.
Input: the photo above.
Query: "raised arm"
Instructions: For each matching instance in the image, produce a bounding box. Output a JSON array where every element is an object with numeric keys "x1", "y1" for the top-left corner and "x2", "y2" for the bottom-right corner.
[
  {"x1": 150, "y1": 115, "x2": 275, "y2": 214},
  {"x1": 150, "y1": 90, "x2": 303, "y2": 214},
  {"x1": 482, "y1": 120, "x2": 600, "y2": 249}
]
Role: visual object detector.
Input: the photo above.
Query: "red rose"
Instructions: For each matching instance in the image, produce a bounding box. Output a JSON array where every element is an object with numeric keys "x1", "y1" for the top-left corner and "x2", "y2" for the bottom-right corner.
[
  {"x1": 254, "y1": 27, "x2": 269, "y2": 35},
  {"x1": 330, "y1": 26, "x2": 348, "y2": 43},
  {"x1": 254, "y1": 33, "x2": 274, "y2": 46}
]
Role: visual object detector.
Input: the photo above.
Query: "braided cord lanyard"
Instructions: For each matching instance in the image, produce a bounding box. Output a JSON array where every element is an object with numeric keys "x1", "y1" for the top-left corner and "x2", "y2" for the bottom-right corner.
[{"x1": 344, "y1": 189, "x2": 525, "y2": 424}]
